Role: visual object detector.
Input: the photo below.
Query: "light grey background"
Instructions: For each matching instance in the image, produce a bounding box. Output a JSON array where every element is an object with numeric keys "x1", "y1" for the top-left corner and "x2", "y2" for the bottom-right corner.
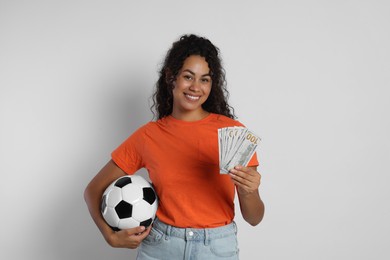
[{"x1": 1, "y1": 1, "x2": 389, "y2": 259}]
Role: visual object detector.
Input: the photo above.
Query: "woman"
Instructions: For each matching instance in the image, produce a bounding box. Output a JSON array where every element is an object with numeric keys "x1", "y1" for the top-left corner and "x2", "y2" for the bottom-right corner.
[{"x1": 84, "y1": 34, "x2": 265, "y2": 259}]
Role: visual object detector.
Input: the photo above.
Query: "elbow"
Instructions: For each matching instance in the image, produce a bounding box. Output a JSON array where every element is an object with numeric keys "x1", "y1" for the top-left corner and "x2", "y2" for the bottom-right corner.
[
  {"x1": 247, "y1": 215, "x2": 264, "y2": 227},
  {"x1": 245, "y1": 204, "x2": 265, "y2": 226},
  {"x1": 248, "y1": 220, "x2": 260, "y2": 227},
  {"x1": 83, "y1": 183, "x2": 92, "y2": 204}
]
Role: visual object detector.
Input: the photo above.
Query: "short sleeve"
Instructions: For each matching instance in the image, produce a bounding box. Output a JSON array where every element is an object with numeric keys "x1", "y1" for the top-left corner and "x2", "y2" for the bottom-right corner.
[
  {"x1": 111, "y1": 126, "x2": 146, "y2": 174},
  {"x1": 233, "y1": 119, "x2": 260, "y2": 168},
  {"x1": 247, "y1": 151, "x2": 259, "y2": 167}
]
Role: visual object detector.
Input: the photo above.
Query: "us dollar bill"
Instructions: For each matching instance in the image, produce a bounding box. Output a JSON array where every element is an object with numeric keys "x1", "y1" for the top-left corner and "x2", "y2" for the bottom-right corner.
[{"x1": 218, "y1": 127, "x2": 260, "y2": 174}]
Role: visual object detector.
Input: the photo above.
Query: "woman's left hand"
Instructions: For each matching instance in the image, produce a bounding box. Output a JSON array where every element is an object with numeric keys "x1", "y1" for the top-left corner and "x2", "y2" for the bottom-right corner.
[
  {"x1": 230, "y1": 165, "x2": 264, "y2": 226},
  {"x1": 229, "y1": 165, "x2": 261, "y2": 196}
]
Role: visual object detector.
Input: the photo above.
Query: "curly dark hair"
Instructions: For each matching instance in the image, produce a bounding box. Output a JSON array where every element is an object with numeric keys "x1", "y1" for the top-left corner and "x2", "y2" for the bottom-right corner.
[{"x1": 151, "y1": 34, "x2": 235, "y2": 120}]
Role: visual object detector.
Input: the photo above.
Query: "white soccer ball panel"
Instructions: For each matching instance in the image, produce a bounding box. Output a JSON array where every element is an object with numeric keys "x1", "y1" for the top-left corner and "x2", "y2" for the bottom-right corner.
[
  {"x1": 106, "y1": 187, "x2": 122, "y2": 207},
  {"x1": 103, "y1": 207, "x2": 120, "y2": 227},
  {"x1": 132, "y1": 200, "x2": 157, "y2": 222},
  {"x1": 118, "y1": 218, "x2": 140, "y2": 229},
  {"x1": 121, "y1": 184, "x2": 143, "y2": 204},
  {"x1": 130, "y1": 175, "x2": 152, "y2": 188},
  {"x1": 151, "y1": 201, "x2": 158, "y2": 214},
  {"x1": 150, "y1": 201, "x2": 158, "y2": 218},
  {"x1": 103, "y1": 182, "x2": 115, "y2": 196}
]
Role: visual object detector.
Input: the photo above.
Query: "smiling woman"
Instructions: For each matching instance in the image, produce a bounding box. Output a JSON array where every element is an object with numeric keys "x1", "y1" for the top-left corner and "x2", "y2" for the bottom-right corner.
[{"x1": 84, "y1": 34, "x2": 264, "y2": 260}]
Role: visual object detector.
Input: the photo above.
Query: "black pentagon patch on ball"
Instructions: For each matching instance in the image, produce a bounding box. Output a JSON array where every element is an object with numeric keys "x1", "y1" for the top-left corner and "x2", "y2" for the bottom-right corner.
[
  {"x1": 143, "y1": 187, "x2": 156, "y2": 205},
  {"x1": 115, "y1": 201, "x2": 133, "y2": 219},
  {"x1": 140, "y1": 218, "x2": 153, "y2": 227},
  {"x1": 115, "y1": 177, "x2": 132, "y2": 188},
  {"x1": 101, "y1": 194, "x2": 107, "y2": 213}
]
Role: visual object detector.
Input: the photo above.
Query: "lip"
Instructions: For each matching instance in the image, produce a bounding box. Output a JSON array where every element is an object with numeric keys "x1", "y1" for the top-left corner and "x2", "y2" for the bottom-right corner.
[{"x1": 184, "y1": 93, "x2": 201, "y2": 101}]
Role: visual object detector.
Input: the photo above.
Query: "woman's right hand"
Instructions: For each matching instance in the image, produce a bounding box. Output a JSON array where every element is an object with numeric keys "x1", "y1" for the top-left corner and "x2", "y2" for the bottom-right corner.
[
  {"x1": 84, "y1": 160, "x2": 151, "y2": 249},
  {"x1": 107, "y1": 226, "x2": 151, "y2": 249}
]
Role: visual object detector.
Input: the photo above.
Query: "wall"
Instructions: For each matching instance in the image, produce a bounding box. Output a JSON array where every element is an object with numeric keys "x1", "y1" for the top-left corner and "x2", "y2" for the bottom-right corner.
[{"x1": 1, "y1": 1, "x2": 389, "y2": 259}]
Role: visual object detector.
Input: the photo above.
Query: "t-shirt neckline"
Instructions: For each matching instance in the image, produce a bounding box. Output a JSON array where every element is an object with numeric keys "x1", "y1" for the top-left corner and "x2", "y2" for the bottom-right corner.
[{"x1": 166, "y1": 113, "x2": 216, "y2": 125}]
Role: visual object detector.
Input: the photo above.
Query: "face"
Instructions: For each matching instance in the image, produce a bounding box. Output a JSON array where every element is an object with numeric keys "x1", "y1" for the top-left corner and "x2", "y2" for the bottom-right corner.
[{"x1": 171, "y1": 55, "x2": 212, "y2": 120}]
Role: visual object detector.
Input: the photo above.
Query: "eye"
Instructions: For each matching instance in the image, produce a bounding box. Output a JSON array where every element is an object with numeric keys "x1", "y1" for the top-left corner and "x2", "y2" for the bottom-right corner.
[
  {"x1": 183, "y1": 75, "x2": 193, "y2": 80},
  {"x1": 201, "y1": 77, "x2": 211, "y2": 83}
]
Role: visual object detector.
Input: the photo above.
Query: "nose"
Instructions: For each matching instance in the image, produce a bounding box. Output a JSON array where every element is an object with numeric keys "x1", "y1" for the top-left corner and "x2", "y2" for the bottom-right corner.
[{"x1": 189, "y1": 79, "x2": 201, "y2": 92}]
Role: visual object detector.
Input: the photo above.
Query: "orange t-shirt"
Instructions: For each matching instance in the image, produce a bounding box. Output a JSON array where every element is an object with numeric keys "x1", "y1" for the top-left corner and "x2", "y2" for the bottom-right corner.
[{"x1": 111, "y1": 113, "x2": 259, "y2": 228}]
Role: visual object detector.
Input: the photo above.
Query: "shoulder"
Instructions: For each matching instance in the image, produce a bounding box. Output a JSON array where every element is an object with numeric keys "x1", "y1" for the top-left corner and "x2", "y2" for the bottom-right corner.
[
  {"x1": 211, "y1": 113, "x2": 246, "y2": 127},
  {"x1": 124, "y1": 121, "x2": 159, "y2": 140},
  {"x1": 135, "y1": 118, "x2": 170, "y2": 137},
  {"x1": 135, "y1": 121, "x2": 161, "y2": 134}
]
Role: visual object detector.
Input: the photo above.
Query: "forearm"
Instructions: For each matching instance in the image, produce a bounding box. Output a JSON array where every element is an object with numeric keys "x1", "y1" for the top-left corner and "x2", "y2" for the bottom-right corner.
[
  {"x1": 238, "y1": 190, "x2": 265, "y2": 226},
  {"x1": 84, "y1": 183, "x2": 117, "y2": 245},
  {"x1": 84, "y1": 180, "x2": 151, "y2": 249},
  {"x1": 83, "y1": 160, "x2": 127, "y2": 246}
]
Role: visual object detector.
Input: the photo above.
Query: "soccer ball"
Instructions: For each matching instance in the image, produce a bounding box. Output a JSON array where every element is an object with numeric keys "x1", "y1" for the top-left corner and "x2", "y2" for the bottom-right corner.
[{"x1": 101, "y1": 175, "x2": 158, "y2": 231}]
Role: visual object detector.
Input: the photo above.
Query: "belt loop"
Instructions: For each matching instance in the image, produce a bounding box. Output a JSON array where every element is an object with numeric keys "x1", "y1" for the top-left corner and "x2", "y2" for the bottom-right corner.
[
  {"x1": 165, "y1": 223, "x2": 171, "y2": 240},
  {"x1": 204, "y1": 228, "x2": 210, "y2": 246}
]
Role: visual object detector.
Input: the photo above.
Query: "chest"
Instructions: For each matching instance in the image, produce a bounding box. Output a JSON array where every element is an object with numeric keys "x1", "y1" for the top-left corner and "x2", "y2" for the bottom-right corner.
[{"x1": 142, "y1": 126, "x2": 220, "y2": 179}]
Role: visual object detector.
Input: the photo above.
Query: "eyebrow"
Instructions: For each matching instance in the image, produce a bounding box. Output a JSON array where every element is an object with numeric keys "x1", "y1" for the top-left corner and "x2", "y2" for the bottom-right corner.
[{"x1": 182, "y1": 69, "x2": 211, "y2": 77}]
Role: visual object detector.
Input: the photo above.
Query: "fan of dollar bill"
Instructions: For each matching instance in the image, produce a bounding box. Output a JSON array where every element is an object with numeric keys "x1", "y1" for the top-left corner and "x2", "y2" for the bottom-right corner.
[{"x1": 218, "y1": 127, "x2": 260, "y2": 174}]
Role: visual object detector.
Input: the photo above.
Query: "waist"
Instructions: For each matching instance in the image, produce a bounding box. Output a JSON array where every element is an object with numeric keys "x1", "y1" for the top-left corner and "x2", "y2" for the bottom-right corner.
[{"x1": 153, "y1": 218, "x2": 237, "y2": 241}]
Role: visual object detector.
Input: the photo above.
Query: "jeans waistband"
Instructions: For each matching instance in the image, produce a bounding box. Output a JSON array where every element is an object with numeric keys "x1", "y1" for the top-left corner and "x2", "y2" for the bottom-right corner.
[{"x1": 153, "y1": 218, "x2": 237, "y2": 242}]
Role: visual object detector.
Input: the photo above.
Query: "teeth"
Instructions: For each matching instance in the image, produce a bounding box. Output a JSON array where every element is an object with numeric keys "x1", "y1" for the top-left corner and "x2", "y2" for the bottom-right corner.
[{"x1": 185, "y1": 94, "x2": 200, "y2": 100}]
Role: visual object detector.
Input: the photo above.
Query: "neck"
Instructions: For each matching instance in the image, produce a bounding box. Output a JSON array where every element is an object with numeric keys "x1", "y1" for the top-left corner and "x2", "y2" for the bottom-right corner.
[{"x1": 171, "y1": 109, "x2": 210, "y2": 122}]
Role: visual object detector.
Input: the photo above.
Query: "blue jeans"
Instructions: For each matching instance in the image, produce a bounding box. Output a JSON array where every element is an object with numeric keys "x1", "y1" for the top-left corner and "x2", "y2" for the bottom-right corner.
[{"x1": 136, "y1": 218, "x2": 240, "y2": 260}]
